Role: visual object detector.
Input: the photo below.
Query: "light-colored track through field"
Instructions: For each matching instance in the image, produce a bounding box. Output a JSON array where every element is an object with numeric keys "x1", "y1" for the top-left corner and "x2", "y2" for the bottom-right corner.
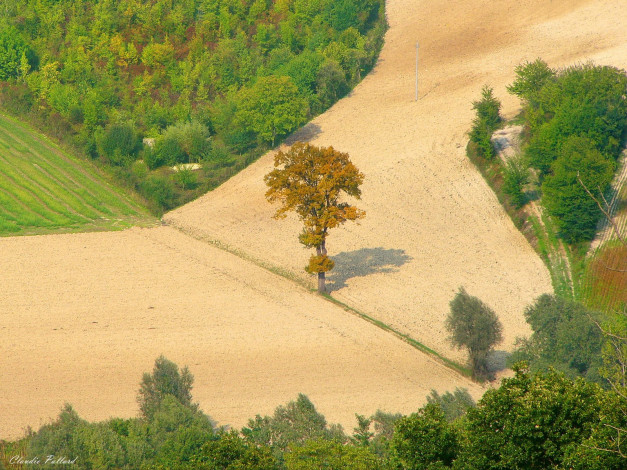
[
  {"x1": 3, "y1": 0, "x2": 627, "y2": 441},
  {"x1": 167, "y1": 0, "x2": 627, "y2": 360}
]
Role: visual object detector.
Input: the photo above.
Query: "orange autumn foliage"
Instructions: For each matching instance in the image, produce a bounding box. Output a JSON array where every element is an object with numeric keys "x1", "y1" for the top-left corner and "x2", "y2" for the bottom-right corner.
[{"x1": 265, "y1": 142, "x2": 365, "y2": 292}]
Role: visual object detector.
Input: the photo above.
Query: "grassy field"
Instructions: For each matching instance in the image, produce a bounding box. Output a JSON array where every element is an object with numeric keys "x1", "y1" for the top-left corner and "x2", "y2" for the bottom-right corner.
[{"x1": 0, "y1": 114, "x2": 155, "y2": 236}]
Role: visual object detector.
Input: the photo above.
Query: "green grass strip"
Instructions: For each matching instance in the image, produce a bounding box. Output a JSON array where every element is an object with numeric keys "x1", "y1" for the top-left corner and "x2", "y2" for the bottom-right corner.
[
  {"x1": 0, "y1": 113, "x2": 155, "y2": 235},
  {"x1": 0, "y1": 114, "x2": 143, "y2": 214}
]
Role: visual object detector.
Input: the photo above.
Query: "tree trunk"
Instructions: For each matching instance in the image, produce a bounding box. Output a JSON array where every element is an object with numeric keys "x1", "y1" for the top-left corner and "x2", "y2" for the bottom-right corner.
[
  {"x1": 318, "y1": 272, "x2": 326, "y2": 293},
  {"x1": 316, "y1": 242, "x2": 327, "y2": 293}
]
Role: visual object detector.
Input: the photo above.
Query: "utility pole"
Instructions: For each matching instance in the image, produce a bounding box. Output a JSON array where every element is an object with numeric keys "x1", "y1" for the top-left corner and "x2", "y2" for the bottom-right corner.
[{"x1": 415, "y1": 41, "x2": 419, "y2": 101}]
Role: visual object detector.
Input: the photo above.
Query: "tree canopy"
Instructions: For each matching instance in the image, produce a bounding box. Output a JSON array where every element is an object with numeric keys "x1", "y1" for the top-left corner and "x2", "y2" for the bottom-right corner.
[
  {"x1": 265, "y1": 142, "x2": 365, "y2": 292},
  {"x1": 445, "y1": 287, "x2": 503, "y2": 380},
  {"x1": 506, "y1": 60, "x2": 627, "y2": 243}
]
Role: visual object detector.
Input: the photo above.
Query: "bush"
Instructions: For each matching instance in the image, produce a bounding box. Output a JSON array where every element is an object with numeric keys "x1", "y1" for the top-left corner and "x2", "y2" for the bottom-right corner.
[
  {"x1": 200, "y1": 431, "x2": 277, "y2": 469},
  {"x1": 509, "y1": 294, "x2": 605, "y2": 383},
  {"x1": 469, "y1": 120, "x2": 495, "y2": 159},
  {"x1": 149, "y1": 395, "x2": 215, "y2": 468},
  {"x1": 469, "y1": 86, "x2": 501, "y2": 159},
  {"x1": 174, "y1": 167, "x2": 198, "y2": 190},
  {"x1": 542, "y1": 135, "x2": 615, "y2": 243},
  {"x1": 242, "y1": 394, "x2": 345, "y2": 457},
  {"x1": 472, "y1": 85, "x2": 501, "y2": 130},
  {"x1": 26, "y1": 404, "x2": 86, "y2": 465},
  {"x1": 138, "y1": 355, "x2": 196, "y2": 420},
  {"x1": 506, "y1": 58, "x2": 554, "y2": 107},
  {"x1": 445, "y1": 288, "x2": 503, "y2": 380},
  {"x1": 391, "y1": 404, "x2": 459, "y2": 470},
  {"x1": 285, "y1": 439, "x2": 380, "y2": 470},
  {"x1": 154, "y1": 134, "x2": 185, "y2": 167},
  {"x1": 140, "y1": 175, "x2": 176, "y2": 213},
  {"x1": 458, "y1": 365, "x2": 607, "y2": 470},
  {"x1": 502, "y1": 156, "x2": 530, "y2": 208}
]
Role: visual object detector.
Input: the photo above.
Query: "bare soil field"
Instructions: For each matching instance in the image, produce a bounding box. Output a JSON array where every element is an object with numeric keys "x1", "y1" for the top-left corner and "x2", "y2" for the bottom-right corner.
[
  {"x1": 0, "y1": 226, "x2": 484, "y2": 439},
  {"x1": 167, "y1": 0, "x2": 627, "y2": 360},
  {"x1": 3, "y1": 0, "x2": 627, "y2": 441}
]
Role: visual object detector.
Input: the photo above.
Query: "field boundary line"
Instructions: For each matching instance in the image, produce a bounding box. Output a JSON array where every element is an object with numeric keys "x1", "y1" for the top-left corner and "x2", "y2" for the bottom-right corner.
[{"x1": 164, "y1": 218, "x2": 474, "y2": 381}]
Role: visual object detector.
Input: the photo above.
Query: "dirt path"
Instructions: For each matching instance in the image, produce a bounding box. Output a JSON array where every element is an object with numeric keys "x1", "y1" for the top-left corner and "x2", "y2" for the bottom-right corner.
[{"x1": 167, "y1": 0, "x2": 627, "y2": 360}]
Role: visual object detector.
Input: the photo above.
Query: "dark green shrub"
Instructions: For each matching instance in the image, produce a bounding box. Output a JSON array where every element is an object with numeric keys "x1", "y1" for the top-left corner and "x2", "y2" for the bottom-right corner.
[
  {"x1": 445, "y1": 288, "x2": 503, "y2": 380},
  {"x1": 469, "y1": 120, "x2": 495, "y2": 159},
  {"x1": 138, "y1": 355, "x2": 196, "y2": 420},
  {"x1": 469, "y1": 86, "x2": 501, "y2": 159},
  {"x1": 509, "y1": 294, "x2": 605, "y2": 383},
  {"x1": 457, "y1": 365, "x2": 607, "y2": 470},
  {"x1": 141, "y1": 175, "x2": 176, "y2": 212},
  {"x1": 391, "y1": 404, "x2": 459, "y2": 470},
  {"x1": 542, "y1": 135, "x2": 615, "y2": 242},
  {"x1": 143, "y1": 146, "x2": 166, "y2": 170},
  {"x1": 472, "y1": 86, "x2": 501, "y2": 131},
  {"x1": 316, "y1": 60, "x2": 350, "y2": 110}
]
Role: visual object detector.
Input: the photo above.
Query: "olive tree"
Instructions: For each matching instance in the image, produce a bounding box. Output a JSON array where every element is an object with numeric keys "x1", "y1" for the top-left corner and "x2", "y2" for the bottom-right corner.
[{"x1": 445, "y1": 287, "x2": 503, "y2": 380}]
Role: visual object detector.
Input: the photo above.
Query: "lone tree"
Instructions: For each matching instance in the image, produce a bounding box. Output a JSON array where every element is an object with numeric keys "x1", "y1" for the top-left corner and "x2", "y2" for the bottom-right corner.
[
  {"x1": 446, "y1": 287, "x2": 503, "y2": 380},
  {"x1": 264, "y1": 142, "x2": 365, "y2": 293}
]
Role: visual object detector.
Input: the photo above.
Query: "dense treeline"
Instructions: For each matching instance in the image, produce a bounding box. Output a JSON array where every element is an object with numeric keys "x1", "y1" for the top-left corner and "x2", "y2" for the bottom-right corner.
[
  {"x1": 508, "y1": 60, "x2": 627, "y2": 243},
  {"x1": 2, "y1": 356, "x2": 626, "y2": 469},
  {"x1": 0, "y1": 0, "x2": 386, "y2": 213},
  {"x1": 468, "y1": 60, "x2": 627, "y2": 244}
]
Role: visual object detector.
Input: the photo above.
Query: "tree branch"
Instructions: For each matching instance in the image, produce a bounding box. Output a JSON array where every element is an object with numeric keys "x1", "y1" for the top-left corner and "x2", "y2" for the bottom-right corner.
[{"x1": 577, "y1": 171, "x2": 626, "y2": 246}]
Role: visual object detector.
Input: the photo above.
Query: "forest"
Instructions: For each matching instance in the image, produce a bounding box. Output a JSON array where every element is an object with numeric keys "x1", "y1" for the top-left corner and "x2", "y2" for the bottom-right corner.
[{"x1": 0, "y1": 0, "x2": 386, "y2": 213}]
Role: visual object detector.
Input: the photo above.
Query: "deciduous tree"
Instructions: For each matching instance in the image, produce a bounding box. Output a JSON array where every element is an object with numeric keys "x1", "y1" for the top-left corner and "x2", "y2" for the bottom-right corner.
[
  {"x1": 236, "y1": 76, "x2": 308, "y2": 146},
  {"x1": 445, "y1": 288, "x2": 503, "y2": 380},
  {"x1": 265, "y1": 142, "x2": 365, "y2": 293}
]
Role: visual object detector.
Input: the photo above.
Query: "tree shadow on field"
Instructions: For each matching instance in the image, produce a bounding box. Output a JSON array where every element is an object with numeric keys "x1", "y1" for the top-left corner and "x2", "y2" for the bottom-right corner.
[
  {"x1": 328, "y1": 247, "x2": 412, "y2": 291},
  {"x1": 486, "y1": 350, "x2": 510, "y2": 374},
  {"x1": 285, "y1": 123, "x2": 322, "y2": 145}
]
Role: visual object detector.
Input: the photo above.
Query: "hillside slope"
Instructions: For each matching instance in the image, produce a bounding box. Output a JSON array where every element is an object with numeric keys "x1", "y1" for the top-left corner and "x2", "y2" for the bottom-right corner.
[
  {"x1": 166, "y1": 0, "x2": 627, "y2": 361},
  {"x1": 0, "y1": 226, "x2": 483, "y2": 439}
]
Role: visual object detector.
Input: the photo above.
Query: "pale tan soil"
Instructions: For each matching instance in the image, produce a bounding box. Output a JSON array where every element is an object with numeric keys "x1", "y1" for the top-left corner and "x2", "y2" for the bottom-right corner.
[
  {"x1": 0, "y1": 226, "x2": 484, "y2": 439},
  {"x1": 168, "y1": 0, "x2": 627, "y2": 360},
  {"x1": 3, "y1": 0, "x2": 627, "y2": 441}
]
